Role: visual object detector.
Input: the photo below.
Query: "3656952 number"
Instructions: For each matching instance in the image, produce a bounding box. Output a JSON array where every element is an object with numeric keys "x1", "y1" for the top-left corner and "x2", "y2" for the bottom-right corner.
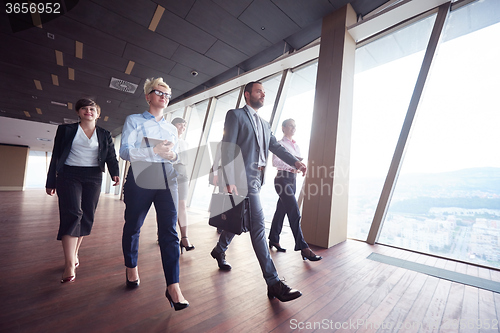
[{"x1": 5, "y1": 2, "x2": 61, "y2": 14}]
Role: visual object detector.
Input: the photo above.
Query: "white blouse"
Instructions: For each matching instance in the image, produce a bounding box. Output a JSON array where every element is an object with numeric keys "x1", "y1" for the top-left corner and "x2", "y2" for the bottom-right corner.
[{"x1": 65, "y1": 125, "x2": 99, "y2": 167}]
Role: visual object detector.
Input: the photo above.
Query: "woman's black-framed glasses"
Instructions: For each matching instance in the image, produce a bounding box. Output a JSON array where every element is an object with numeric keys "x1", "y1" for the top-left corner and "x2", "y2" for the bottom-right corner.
[{"x1": 150, "y1": 89, "x2": 171, "y2": 99}]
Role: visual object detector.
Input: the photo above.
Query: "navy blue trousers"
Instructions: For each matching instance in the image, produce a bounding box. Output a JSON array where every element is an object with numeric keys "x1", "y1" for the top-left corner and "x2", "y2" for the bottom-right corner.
[
  {"x1": 269, "y1": 171, "x2": 308, "y2": 251},
  {"x1": 122, "y1": 166, "x2": 179, "y2": 286}
]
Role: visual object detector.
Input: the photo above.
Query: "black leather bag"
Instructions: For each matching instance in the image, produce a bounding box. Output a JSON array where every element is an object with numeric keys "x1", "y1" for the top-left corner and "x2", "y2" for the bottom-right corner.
[{"x1": 208, "y1": 193, "x2": 250, "y2": 235}]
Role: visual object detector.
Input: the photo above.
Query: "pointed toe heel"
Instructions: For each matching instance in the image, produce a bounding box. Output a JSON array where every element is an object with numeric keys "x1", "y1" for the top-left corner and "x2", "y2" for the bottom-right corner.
[
  {"x1": 61, "y1": 275, "x2": 75, "y2": 283},
  {"x1": 166, "y1": 290, "x2": 189, "y2": 311},
  {"x1": 126, "y1": 269, "x2": 140, "y2": 288},
  {"x1": 180, "y1": 237, "x2": 195, "y2": 254},
  {"x1": 301, "y1": 248, "x2": 322, "y2": 261},
  {"x1": 269, "y1": 242, "x2": 286, "y2": 252}
]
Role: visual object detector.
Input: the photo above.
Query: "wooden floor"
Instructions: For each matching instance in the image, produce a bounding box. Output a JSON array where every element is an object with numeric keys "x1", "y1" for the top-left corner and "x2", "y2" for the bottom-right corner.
[{"x1": 1, "y1": 190, "x2": 500, "y2": 333}]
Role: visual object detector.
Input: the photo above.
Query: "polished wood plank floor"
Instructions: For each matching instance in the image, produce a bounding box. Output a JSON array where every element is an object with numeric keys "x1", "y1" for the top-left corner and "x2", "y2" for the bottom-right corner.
[{"x1": 1, "y1": 190, "x2": 499, "y2": 333}]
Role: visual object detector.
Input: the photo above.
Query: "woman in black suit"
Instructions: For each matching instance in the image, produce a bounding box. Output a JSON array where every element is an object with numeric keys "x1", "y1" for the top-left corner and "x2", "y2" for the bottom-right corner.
[{"x1": 46, "y1": 98, "x2": 120, "y2": 283}]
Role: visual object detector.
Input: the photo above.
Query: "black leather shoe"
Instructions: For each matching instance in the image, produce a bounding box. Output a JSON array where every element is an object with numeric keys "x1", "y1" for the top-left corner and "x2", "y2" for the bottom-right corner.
[
  {"x1": 269, "y1": 241, "x2": 286, "y2": 252},
  {"x1": 210, "y1": 249, "x2": 231, "y2": 271},
  {"x1": 268, "y1": 280, "x2": 302, "y2": 302},
  {"x1": 301, "y1": 248, "x2": 322, "y2": 261}
]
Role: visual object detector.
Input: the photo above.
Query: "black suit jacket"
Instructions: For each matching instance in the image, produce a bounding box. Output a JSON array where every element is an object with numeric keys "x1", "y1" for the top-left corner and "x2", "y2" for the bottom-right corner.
[{"x1": 45, "y1": 123, "x2": 120, "y2": 189}]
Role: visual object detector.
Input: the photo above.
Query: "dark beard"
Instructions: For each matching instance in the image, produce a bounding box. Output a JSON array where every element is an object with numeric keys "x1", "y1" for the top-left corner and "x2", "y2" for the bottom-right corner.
[{"x1": 249, "y1": 99, "x2": 263, "y2": 110}]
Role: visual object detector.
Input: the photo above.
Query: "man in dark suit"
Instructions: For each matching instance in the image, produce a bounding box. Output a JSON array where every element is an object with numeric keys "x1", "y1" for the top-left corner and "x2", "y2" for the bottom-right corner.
[{"x1": 210, "y1": 81, "x2": 307, "y2": 302}]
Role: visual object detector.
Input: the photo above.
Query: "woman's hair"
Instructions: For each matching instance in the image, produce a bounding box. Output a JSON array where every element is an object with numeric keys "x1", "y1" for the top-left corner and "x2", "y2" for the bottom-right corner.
[
  {"x1": 282, "y1": 118, "x2": 294, "y2": 127},
  {"x1": 75, "y1": 98, "x2": 100, "y2": 117},
  {"x1": 171, "y1": 117, "x2": 186, "y2": 126},
  {"x1": 144, "y1": 77, "x2": 171, "y2": 95}
]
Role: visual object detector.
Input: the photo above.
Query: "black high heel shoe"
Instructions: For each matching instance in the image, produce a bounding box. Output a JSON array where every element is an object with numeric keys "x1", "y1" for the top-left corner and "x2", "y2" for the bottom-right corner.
[
  {"x1": 165, "y1": 290, "x2": 189, "y2": 311},
  {"x1": 301, "y1": 248, "x2": 322, "y2": 261},
  {"x1": 126, "y1": 269, "x2": 140, "y2": 288},
  {"x1": 180, "y1": 237, "x2": 195, "y2": 254},
  {"x1": 269, "y1": 241, "x2": 286, "y2": 252}
]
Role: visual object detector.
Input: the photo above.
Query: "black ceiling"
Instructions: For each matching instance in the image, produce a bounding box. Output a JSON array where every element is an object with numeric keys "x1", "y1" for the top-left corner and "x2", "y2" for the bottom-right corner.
[{"x1": 0, "y1": 0, "x2": 389, "y2": 136}]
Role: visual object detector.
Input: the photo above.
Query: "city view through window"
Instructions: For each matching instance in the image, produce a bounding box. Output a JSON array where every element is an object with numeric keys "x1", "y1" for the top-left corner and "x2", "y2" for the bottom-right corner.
[{"x1": 351, "y1": 0, "x2": 500, "y2": 268}]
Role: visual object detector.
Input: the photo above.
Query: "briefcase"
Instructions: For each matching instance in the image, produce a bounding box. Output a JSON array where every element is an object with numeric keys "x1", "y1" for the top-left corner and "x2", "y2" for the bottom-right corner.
[{"x1": 208, "y1": 193, "x2": 250, "y2": 235}]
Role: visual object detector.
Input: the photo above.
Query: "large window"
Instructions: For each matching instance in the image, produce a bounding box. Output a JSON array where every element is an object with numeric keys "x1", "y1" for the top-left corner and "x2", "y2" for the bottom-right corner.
[
  {"x1": 190, "y1": 89, "x2": 241, "y2": 210},
  {"x1": 379, "y1": 0, "x2": 500, "y2": 268},
  {"x1": 26, "y1": 150, "x2": 48, "y2": 189},
  {"x1": 261, "y1": 62, "x2": 318, "y2": 222},
  {"x1": 348, "y1": 14, "x2": 436, "y2": 240},
  {"x1": 258, "y1": 73, "x2": 283, "y2": 122}
]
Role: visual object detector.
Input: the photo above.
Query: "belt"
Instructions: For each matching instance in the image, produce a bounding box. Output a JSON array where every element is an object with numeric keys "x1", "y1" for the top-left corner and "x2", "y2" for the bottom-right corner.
[{"x1": 277, "y1": 170, "x2": 296, "y2": 177}]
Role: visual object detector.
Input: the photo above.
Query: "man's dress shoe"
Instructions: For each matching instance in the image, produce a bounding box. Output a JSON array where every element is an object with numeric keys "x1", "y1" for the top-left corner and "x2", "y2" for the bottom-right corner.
[
  {"x1": 210, "y1": 249, "x2": 232, "y2": 271},
  {"x1": 267, "y1": 280, "x2": 302, "y2": 302}
]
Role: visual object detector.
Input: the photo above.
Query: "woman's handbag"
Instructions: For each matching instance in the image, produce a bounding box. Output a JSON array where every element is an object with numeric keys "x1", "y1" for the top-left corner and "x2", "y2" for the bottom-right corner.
[{"x1": 208, "y1": 193, "x2": 250, "y2": 235}]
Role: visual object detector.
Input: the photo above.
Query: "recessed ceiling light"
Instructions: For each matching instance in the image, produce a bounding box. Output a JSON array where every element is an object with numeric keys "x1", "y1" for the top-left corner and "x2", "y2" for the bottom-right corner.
[
  {"x1": 32, "y1": 95, "x2": 37, "y2": 99},
  {"x1": 261, "y1": 26, "x2": 265, "y2": 30},
  {"x1": 47, "y1": 32, "x2": 55, "y2": 39},
  {"x1": 51, "y1": 101, "x2": 68, "y2": 107},
  {"x1": 107, "y1": 100, "x2": 111, "y2": 103}
]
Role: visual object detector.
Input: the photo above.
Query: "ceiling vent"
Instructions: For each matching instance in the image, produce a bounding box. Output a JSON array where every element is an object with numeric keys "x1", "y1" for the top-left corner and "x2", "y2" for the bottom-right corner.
[{"x1": 109, "y1": 77, "x2": 138, "y2": 93}]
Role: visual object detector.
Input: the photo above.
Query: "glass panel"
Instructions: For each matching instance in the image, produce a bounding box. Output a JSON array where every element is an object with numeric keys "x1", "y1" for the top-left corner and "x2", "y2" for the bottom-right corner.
[
  {"x1": 182, "y1": 100, "x2": 209, "y2": 203},
  {"x1": 259, "y1": 73, "x2": 283, "y2": 122},
  {"x1": 260, "y1": 62, "x2": 318, "y2": 222},
  {"x1": 166, "y1": 108, "x2": 184, "y2": 123},
  {"x1": 347, "y1": 14, "x2": 436, "y2": 240},
  {"x1": 26, "y1": 150, "x2": 49, "y2": 189},
  {"x1": 190, "y1": 89, "x2": 241, "y2": 210},
  {"x1": 380, "y1": 0, "x2": 500, "y2": 268},
  {"x1": 184, "y1": 100, "x2": 209, "y2": 150}
]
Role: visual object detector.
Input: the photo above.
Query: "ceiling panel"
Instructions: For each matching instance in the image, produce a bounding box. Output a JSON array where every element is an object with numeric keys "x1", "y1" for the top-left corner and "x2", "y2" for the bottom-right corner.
[
  {"x1": 186, "y1": 0, "x2": 272, "y2": 56},
  {"x1": 155, "y1": 9, "x2": 217, "y2": 54},
  {"x1": 123, "y1": 43, "x2": 176, "y2": 73},
  {"x1": 169, "y1": 63, "x2": 212, "y2": 86},
  {"x1": 171, "y1": 45, "x2": 229, "y2": 77},
  {"x1": 205, "y1": 40, "x2": 248, "y2": 68},
  {"x1": 272, "y1": 0, "x2": 336, "y2": 28},
  {"x1": 65, "y1": 0, "x2": 180, "y2": 59},
  {"x1": 82, "y1": 43, "x2": 129, "y2": 72},
  {"x1": 92, "y1": 0, "x2": 157, "y2": 27},
  {"x1": 42, "y1": 15, "x2": 126, "y2": 56},
  {"x1": 285, "y1": 20, "x2": 323, "y2": 50},
  {"x1": 155, "y1": 0, "x2": 197, "y2": 19},
  {"x1": 64, "y1": 57, "x2": 142, "y2": 84},
  {"x1": 212, "y1": 0, "x2": 253, "y2": 17},
  {"x1": 239, "y1": 0, "x2": 301, "y2": 44}
]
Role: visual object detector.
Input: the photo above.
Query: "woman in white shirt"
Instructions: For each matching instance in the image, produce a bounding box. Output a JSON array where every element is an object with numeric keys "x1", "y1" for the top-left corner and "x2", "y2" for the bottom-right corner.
[{"x1": 46, "y1": 99, "x2": 120, "y2": 283}]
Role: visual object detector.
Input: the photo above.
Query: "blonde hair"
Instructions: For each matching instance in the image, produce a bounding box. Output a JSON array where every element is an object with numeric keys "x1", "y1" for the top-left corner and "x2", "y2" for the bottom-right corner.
[{"x1": 143, "y1": 77, "x2": 171, "y2": 95}]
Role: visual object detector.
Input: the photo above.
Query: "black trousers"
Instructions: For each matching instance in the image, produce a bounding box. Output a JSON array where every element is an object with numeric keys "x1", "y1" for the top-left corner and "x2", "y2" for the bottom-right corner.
[
  {"x1": 269, "y1": 170, "x2": 308, "y2": 251},
  {"x1": 56, "y1": 165, "x2": 102, "y2": 240}
]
